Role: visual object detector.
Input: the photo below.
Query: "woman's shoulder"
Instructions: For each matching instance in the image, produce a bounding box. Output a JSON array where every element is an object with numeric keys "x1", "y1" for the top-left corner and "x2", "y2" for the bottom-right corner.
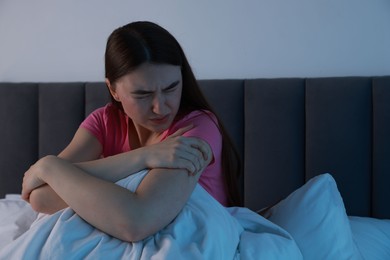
[
  {"x1": 166, "y1": 110, "x2": 220, "y2": 139},
  {"x1": 91, "y1": 103, "x2": 121, "y2": 114},
  {"x1": 176, "y1": 110, "x2": 218, "y2": 126},
  {"x1": 82, "y1": 103, "x2": 127, "y2": 132},
  {"x1": 87, "y1": 103, "x2": 125, "y2": 120}
]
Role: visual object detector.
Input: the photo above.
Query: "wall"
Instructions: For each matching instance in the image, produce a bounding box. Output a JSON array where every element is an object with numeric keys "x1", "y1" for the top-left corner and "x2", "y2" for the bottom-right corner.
[{"x1": 0, "y1": 0, "x2": 389, "y2": 82}]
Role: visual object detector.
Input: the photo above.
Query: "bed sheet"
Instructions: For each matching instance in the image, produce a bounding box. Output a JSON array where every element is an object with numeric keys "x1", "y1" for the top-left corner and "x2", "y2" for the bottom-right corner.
[
  {"x1": 1, "y1": 173, "x2": 389, "y2": 259},
  {"x1": 349, "y1": 216, "x2": 390, "y2": 259},
  {"x1": 0, "y1": 194, "x2": 38, "y2": 250},
  {"x1": 0, "y1": 170, "x2": 302, "y2": 259}
]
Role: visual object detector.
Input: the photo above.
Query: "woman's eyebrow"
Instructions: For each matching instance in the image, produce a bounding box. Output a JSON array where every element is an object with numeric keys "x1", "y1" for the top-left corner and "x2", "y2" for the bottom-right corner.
[
  {"x1": 163, "y1": 80, "x2": 180, "y2": 91},
  {"x1": 131, "y1": 80, "x2": 180, "y2": 95}
]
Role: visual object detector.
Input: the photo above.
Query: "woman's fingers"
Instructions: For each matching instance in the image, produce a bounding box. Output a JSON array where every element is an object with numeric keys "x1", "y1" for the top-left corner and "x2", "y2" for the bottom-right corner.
[
  {"x1": 22, "y1": 172, "x2": 34, "y2": 202},
  {"x1": 21, "y1": 159, "x2": 49, "y2": 202},
  {"x1": 183, "y1": 137, "x2": 212, "y2": 162},
  {"x1": 168, "y1": 124, "x2": 212, "y2": 163},
  {"x1": 169, "y1": 124, "x2": 194, "y2": 138},
  {"x1": 144, "y1": 127, "x2": 213, "y2": 175},
  {"x1": 176, "y1": 137, "x2": 212, "y2": 175}
]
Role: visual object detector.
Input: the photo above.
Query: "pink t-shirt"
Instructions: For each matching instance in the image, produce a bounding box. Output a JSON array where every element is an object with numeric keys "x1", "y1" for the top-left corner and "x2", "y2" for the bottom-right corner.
[{"x1": 80, "y1": 103, "x2": 228, "y2": 206}]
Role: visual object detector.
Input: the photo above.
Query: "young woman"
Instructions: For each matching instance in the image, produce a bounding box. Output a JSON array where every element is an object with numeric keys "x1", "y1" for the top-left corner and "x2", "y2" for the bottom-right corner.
[{"x1": 21, "y1": 21, "x2": 241, "y2": 242}]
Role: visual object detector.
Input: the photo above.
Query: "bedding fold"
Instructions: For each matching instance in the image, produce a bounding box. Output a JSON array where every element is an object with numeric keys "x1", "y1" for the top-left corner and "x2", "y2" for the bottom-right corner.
[{"x1": 0, "y1": 170, "x2": 302, "y2": 259}]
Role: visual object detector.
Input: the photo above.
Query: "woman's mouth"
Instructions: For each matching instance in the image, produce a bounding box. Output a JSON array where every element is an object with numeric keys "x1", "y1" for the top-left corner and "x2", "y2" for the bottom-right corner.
[{"x1": 150, "y1": 115, "x2": 170, "y2": 124}]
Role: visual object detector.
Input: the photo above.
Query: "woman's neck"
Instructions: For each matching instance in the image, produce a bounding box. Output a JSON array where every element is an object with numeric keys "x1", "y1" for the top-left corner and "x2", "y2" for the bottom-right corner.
[{"x1": 127, "y1": 119, "x2": 162, "y2": 148}]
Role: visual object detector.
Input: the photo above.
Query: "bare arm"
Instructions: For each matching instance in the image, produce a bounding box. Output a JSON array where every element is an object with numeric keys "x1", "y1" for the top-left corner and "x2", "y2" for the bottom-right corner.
[
  {"x1": 28, "y1": 126, "x2": 210, "y2": 214},
  {"x1": 28, "y1": 128, "x2": 103, "y2": 213},
  {"x1": 22, "y1": 151, "x2": 211, "y2": 242}
]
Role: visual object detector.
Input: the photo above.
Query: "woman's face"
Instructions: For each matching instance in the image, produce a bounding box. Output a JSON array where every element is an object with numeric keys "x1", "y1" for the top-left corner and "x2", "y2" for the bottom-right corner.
[{"x1": 107, "y1": 63, "x2": 182, "y2": 135}]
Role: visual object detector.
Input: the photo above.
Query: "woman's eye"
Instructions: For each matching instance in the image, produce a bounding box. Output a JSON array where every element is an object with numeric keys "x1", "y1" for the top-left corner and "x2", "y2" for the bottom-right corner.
[
  {"x1": 133, "y1": 94, "x2": 151, "y2": 100},
  {"x1": 164, "y1": 85, "x2": 178, "y2": 93},
  {"x1": 164, "y1": 88, "x2": 175, "y2": 93},
  {"x1": 163, "y1": 81, "x2": 180, "y2": 94}
]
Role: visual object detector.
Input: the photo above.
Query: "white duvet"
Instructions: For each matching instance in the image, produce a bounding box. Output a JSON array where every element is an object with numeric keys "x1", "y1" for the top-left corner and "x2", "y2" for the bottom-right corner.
[
  {"x1": 0, "y1": 170, "x2": 302, "y2": 259},
  {"x1": 0, "y1": 172, "x2": 389, "y2": 259}
]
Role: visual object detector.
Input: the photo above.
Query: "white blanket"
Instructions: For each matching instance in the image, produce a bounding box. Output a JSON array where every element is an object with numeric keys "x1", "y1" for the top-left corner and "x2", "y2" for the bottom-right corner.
[{"x1": 0, "y1": 170, "x2": 302, "y2": 259}]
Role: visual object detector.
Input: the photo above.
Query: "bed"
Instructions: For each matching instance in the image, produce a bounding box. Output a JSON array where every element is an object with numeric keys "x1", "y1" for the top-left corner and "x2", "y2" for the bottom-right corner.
[{"x1": 0, "y1": 77, "x2": 389, "y2": 259}]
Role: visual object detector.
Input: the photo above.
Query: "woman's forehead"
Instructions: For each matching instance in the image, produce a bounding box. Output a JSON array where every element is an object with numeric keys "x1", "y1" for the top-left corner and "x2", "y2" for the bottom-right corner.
[{"x1": 118, "y1": 63, "x2": 182, "y2": 90}]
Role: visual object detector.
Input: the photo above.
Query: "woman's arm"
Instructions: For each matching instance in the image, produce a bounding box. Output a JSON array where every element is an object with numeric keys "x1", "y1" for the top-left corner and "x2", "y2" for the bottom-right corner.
[
  {"x1": 23, "y1": 151, "x2": 211, "y2": 242},
  {"x1": 28, "y1": 128, "x2": 103, "y2": 213},
  {"x1": 28, "y1": 126, "x2": 210, "y2": 214},
  {"x1": 73, "y1": 127, "x2": 210, "y2": 183}
]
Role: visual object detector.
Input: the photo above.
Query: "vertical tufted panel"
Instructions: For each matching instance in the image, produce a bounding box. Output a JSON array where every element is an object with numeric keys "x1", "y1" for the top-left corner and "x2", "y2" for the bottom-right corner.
[
  {"x1": 1, "y1": 78, "x2": 389, "y2": 220},
  {"x1": 198, "y1": 80, "x2": 245, "y2": 161},
  {"x1": 85, "y1": 82, "x2": 110, "y2": 117},
  {"x1": 244, "y1": 79, "x2": 305, "y2": 211},
  {"x1": 199, "y1": 80, "x2": 245, "y2": 197},
  {"x1": 0, "y1": 83, "x2": 38, "y2": 197},
  {"x1": 305, "y1": 77, "x2": 372, "y2": 216},
  {"x1": 38, "y1": 83, "x2": 85, "y2": 157},
  {"x1": 372, "y1": 76, "x2": 390, "y2": 218}
]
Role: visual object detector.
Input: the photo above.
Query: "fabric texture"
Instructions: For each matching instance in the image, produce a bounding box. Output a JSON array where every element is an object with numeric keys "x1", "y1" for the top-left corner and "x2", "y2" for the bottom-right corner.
[
  {"x1": 349, "y1": 216, "x2": 390, "y2": 259},
  {"x1": 0, "y1": 195, "x2": 38, "y2": 250},
  {"x1": 1, "y1": 174, "x2": 389, "y2": 258},
  {"x1": 264, "y1": 173, "x2": 363, "y2": 259},
  {"x1": 80, "y1": 104, "x2": 227, "y2": 205},
  {"x1": 0, "y1": 171, "x2": 302, "y2": 259}
]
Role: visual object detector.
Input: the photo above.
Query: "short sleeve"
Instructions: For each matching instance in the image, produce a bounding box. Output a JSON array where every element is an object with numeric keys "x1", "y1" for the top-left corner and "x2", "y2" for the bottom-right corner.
[
  {"x1": 80, "y1": 104, "x2": 129, "y2": 157},
  {"x1": 80, "y1": 107, "x2": 106, "y2": 146}
]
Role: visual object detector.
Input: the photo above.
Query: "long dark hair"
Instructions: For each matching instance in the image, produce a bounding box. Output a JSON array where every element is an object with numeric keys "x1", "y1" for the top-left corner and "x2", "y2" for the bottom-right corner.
[{"x1": 105, "y1": 21, "x2": 242, "y2": 206}]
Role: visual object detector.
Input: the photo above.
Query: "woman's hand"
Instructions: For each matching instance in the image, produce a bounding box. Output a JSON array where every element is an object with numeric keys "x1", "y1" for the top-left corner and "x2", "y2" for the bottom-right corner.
[
  {"x1": 142, "y1": 125, "x2": 212, "y2": 175},
  {"x1": 21, "y1": 156, "x2": 53, "y2": 202}
]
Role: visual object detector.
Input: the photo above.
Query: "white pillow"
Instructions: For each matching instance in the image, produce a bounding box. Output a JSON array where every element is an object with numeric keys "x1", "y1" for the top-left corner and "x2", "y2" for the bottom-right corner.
[{"x1": 264, "y1": 173, "x2": 362, "y2": 259}]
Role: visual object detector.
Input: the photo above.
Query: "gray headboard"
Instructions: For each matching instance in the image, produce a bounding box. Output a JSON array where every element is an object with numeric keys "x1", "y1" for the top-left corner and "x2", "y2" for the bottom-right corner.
[{"x1": 1, "y1": 76, "x2": 389, "y2": 219}]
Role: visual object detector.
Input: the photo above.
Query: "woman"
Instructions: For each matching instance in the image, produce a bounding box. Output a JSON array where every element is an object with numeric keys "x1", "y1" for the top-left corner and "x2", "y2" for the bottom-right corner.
[{"x1": 21, "y1": 21, "x2": 241, "y2": 242}]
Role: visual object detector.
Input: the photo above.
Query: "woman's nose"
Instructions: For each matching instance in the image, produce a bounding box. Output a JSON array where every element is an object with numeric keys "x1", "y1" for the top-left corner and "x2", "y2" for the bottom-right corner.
[{"x1": 151, "y1": 94, "x2": 168, "y2": 115}]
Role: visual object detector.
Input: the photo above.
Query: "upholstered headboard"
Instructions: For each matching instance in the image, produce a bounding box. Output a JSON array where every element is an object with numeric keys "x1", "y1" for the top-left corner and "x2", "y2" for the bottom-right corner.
[{"x1": 1, "y1": 76, "x2": 389, "y2": 218}]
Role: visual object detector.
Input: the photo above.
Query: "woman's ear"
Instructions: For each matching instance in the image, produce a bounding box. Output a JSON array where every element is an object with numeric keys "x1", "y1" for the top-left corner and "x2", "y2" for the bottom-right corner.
[{"x1": 105, "y1": 78, "x2": 120, "y2": 102}]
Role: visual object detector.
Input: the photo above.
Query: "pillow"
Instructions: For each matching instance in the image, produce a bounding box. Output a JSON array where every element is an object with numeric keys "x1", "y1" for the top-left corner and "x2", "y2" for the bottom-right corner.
[
  {"x1": 263, "y1": 173, "x2": 362, "y2": 259},
  {"x1": 0, "y1": 194, "x2": 38, "y2": 250}
]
